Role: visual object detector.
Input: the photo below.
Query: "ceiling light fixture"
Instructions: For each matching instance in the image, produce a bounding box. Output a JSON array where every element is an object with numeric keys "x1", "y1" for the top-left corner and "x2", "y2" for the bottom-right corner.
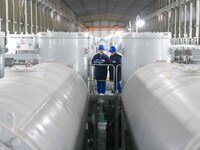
[{"x1": 136, "y1": 15, "x2": 145, "y2": 32}]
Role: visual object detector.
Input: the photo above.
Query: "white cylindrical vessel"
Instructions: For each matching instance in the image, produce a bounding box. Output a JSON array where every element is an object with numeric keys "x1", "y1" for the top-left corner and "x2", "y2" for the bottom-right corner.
[
  {"x1": 38, "y1": 32, "x2": 91, "y2": 81},
  {"x1": 0, "y1": 63, "x2": 88, "y2": 150},
  {"x1": 122, "y1": 63, "x2": 200, "y2": 150},
  {"x1": 122, "y1": 32, "x2": 171, "y2": 82}
]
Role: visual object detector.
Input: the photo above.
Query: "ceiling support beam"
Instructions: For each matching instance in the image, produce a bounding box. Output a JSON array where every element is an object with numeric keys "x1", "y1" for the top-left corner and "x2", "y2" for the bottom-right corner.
[
  {"x1": 142, "y1": 0, "x2": 191, "y2": 20},
  {"x1": 86, "y1": 25, "x2": 126, "y2": 29},
  {"x1": 37, "y1": 0, "x2": 86, "y2": 29}
]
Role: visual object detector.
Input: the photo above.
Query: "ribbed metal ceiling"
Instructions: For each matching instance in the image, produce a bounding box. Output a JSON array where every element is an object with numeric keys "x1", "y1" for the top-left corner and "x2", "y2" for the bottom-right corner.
[{"x1": 63, "y1": 0, "x2": 154, "y2": 23}]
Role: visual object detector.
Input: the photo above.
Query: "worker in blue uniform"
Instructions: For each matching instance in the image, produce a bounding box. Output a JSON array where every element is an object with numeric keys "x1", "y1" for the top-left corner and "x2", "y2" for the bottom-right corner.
[
  {"x1": 92, "y1": 45, "x2": 110, "y2": 94},
  {"x1": 109, "y1": 46, "x2": 122, "y2": 94}
]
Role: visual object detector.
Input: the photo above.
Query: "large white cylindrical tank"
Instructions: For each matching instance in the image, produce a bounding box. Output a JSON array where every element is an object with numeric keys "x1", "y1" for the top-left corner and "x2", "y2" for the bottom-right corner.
[
  {"x1": 0, "y1": 63, "x2": 88, "y2": 150},
  {"x1": 0, "y1": 32, "x2": 5, "y2": 78},
  {"x1": 122, "y1": 32, "x2": 171, "y2": 82},
  {"x1": 122, "y1": 63, "x2": 200, "y2": 150},
  {"x1": 37, "y1": 32, "x2": 91, "y2": 81}
]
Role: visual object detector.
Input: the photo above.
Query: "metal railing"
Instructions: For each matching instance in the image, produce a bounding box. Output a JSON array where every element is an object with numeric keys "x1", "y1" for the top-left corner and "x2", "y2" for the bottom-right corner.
[
  {"x1": 87, "y1": 63, "x2": 122, "y2": 150},
  {"x1": 88, "y1": 63, "x2": 122, "y2": 95},
  {"x1": 116, "y1": 64, "x2": 121, "y2": 94}
]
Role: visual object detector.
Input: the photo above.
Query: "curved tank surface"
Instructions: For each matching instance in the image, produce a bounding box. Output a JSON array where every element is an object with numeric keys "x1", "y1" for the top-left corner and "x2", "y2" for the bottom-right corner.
[
  {"x1": 0, "y1": 63, "x2": 88, "y2": 150},
  {"x1": 122, "y1": 32, "x2": 171, "y2": 82},
  {"x1": 122, "y1": 63, "x2": 200, "y2": 150}
]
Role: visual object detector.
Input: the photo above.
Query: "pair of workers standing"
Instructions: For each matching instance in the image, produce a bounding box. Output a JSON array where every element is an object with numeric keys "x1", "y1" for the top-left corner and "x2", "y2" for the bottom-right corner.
[{"x1": 92, "y1": 45, "x2": 122, "y2": 95}]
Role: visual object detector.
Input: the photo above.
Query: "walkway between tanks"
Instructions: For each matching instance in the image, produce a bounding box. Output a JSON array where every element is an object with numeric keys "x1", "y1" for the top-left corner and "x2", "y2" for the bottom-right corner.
[
  {"x1": 97, "y1": 121, "x2": 106, "y2": 150},
  {"x1": 87, "y1": 93, "x2": 138, "y2": 150},
  {"x1": 90, "y1": 94, "x2": 121, "y2": 150}
]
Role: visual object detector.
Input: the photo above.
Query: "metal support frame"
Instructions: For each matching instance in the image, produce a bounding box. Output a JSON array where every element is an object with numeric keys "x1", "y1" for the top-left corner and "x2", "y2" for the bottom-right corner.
[
  {"x1": 5, "y1": 0, "x2": 9, "y2": 34},
  {"x1": 189, "y1": 1, "x2": 193, "y2": 38},
  {"x1": 46, "y1": 8, "x2": 50, "y2": 31},
  {"x1": 35, "y1": 2, "x2": 38, "y2": 33},
  {"x1": 89, "y1": 94, "x2": 121, "y2": 150},
  {"x1": 19, "y1": 0, "x2": 21, "y2": 33},
  {"x1": 184, "y1": 3, "x2": 187, "y2": 37},
  {"x1": 1, "y1": 0, "x2": 86, "y2": 34},
  {"x1": 174, "y1": 8, "x2": 177, "y2": 38},
  {"x1": 138, "y1": 0, "x2": 200, "y2": 45},
  {"x1": 42, "y1": 4, "x2": 45, "y2": 31},
  {"x1": 24, "y1": 0, "x2": 28, "y2": 34},
  {"x1": 87, "y1": 61, "x2": 122, "y2": 149},
  {"x1": 0, "y1": 18, "x2": 2, "y2": 31},
  {"x1": 90, "y1": 64, "x2": 115, "y2": 95},
  {"x1": 121, "y1": 107, "x2": 126, "y2": 150},
  {"x1": 167, "y1": 10, "x2": 171, "y2": 32},
  {"x1": 37, "y1": 0, "x2": 85, "y2": 31},
  {"x1": 30, "y1": 0, "x2": 33, "y2": 34},
  {"x1": 196, "y1": 0, "x2": 200, "y2": 44},
  {"x1": 12, "y1": 0, "x2": 15, "y2": 33},
  {"x1": 94, "y1": 98, "x2": 98, "y2": 150},
  {"x1": 143, "y1": 0, "x2": 191, "y2": 21},
  {"x1": 114, "y1": 96, "x2": 119, "y2": 150},
  {"x1": 39, "y1": 4, "x2": 42, "y2": 31},
  {"x1": 178, "y1": 5, "x2": 182, "y2": 37}
]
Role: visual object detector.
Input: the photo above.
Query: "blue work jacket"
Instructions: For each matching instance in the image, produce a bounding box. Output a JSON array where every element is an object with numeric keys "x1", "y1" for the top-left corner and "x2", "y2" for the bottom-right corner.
[
  {"x1": 92, "y1": 53, "x2": 110, "y2": 80},
  {"x1": 109, "y1": 53, "x2": 122, "y2": 81}
]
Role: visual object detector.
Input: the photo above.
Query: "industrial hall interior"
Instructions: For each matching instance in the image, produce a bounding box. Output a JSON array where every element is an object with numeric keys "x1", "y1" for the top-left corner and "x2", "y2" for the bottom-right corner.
[{"x1": 1, "y1": 0, "x2": 200, "y2": 150}]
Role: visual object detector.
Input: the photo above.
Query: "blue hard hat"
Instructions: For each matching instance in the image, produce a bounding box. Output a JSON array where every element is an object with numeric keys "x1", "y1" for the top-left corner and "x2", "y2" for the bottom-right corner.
[
  {"x1": 98, "y1": 45, "x2": 105, "y2": 50},
  {"x1": 109, "y1": 46, "x2": 116, "y2": 52}
]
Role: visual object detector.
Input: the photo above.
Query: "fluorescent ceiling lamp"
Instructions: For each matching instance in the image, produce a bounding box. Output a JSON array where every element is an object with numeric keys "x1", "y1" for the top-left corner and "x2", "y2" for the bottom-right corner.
[{"x1": 136, "y1": 20, "x2": 145, "y2": 28}]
